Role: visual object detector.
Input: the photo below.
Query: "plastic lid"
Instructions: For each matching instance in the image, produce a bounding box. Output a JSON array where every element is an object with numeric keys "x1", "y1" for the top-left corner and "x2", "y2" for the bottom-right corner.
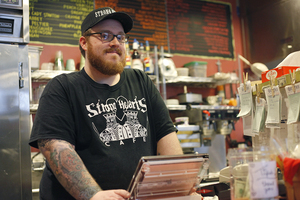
[
  {"x1": 132, "y1": 39, "x2": 139, "y2": 49},
  {"x1": 177, "y1": 125, "x2": 199, "y2": 131},
  {"x1": 139, "y1": 43, "x2": 144, "y2": 50},
  {"x1": 184, "y1": 61, "x2": 207, "y2": 67},
  {"x1": 55, "y1": 51, "x2": 63, "y2": 59}
]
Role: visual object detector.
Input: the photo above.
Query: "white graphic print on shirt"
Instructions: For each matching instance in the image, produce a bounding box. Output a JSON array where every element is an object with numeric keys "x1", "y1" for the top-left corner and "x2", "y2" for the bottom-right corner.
[{"x1": 86, "y1": 96, "x2": 148, "y2": 146}]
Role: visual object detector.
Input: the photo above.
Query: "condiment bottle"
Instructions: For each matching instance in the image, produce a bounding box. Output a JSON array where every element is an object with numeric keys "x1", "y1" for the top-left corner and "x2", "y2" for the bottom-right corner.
[
  {"x1": 139, "y1": 42, "x2": 145, "y2": 61},
  {"x1": 131, "y1": 39, "x2": 143, "y2": 71},
  {"x1": 144, "y1": 41, "x2": 154, "y2": 74},
  {"x1": 125, "y1": 41, "x2": 131, "y2": 69}
]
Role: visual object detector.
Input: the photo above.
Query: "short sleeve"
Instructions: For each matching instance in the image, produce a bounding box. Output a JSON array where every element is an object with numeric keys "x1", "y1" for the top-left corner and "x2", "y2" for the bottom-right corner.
[{"x1": 29, "y1": 76, "x2": 76, "y2": 148}]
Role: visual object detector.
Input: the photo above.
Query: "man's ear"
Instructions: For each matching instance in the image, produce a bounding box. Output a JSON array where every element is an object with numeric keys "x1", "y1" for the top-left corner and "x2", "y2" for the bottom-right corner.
[{"x1": 79, "y1": 36, "x2": 87, "y2": 51}]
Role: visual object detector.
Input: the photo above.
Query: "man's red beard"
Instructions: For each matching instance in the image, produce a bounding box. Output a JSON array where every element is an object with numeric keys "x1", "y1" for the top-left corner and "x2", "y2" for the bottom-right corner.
[{"x1": 86, "y1": 41, "x2": 126, "y2": 75}]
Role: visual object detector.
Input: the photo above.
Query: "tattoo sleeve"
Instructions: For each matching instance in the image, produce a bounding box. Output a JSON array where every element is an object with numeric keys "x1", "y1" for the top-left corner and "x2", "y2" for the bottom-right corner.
[{"x1": 38, "y1": 139, "x2": 101, "y2": 200}]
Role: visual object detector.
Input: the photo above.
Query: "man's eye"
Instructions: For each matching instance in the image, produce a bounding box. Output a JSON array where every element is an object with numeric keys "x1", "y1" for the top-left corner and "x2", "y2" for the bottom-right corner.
[
  {"x1": 101, "y1": 33, "x2": 110, "y2": 40},
  {"x1": 117, "y1": 35, "x2": 124, "y2": 41}
]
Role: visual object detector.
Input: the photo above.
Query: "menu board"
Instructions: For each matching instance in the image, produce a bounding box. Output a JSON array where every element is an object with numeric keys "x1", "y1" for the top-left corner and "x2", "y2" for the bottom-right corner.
[
  {"x1": 29, "y1": 0, "x2": 234, "y2": 58},
  {"x1": 95, "y1": 0, "x2": 169, "y2": 51},
  {"x1": 167, "y1": 0, "x2": 234, "y2": 58},
  {"x1": 29, "y1": 0, "x2": 93, "y2": 46}
]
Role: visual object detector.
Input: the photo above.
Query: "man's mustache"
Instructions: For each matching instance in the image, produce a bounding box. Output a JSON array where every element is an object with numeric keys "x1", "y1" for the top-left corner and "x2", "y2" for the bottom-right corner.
[{"x1": 105, "y1": 48, "x2": 122, "y2": 55}]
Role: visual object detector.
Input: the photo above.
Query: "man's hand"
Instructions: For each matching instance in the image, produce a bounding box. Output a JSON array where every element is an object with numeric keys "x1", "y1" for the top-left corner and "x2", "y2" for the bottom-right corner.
[{"x1": 90, "y1": 190, "x2": 130, "y2": 200}]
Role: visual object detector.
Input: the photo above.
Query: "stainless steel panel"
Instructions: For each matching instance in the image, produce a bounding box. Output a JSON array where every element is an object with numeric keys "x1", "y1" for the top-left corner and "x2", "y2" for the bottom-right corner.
[
  {"x1": 0, "y1": 43, "x2": 31, "y2": 199},
  {"x1": 194, "y1": 134, "x2": 227, "y2": 173},
  {"x1": 22, "y1": 0, "x2": 30, "y2": 43},
  {"x1": 19, "y1": 44, "x2": 32, "y2": 200},
  {"x1": 0, "y1": 13, "x2": 22, "y2": 38},
  {"x1": 0, "y1": 0, "x2": 29, "y2": 44}
]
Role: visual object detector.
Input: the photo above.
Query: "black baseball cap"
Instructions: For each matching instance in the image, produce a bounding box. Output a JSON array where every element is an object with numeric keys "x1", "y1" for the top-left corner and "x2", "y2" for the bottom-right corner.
[{"x1": 81, "y1": 7, "x2": 133, "y2": 34}]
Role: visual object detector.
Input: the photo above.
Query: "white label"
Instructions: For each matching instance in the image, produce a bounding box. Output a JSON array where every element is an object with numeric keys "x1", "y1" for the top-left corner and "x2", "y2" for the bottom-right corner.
[
  {"x1": 264, "y1": 86, "x2": 282, "y2": 124},
  {"x1": 249, "y1": 161, "x2": 278, "y2": 198},
  {"x1": 237, "y1": 81, "x2": 253, "y2": 117},
  {"x1": 285, "y1": 83, "x2": 300, "y2": 124},
  {"x1": 277, "y1": 76, "x2": 287, "y2": 87},
  {"x1": 252, "y1": 97, "x2": 266, "y2": 134},
  {"x1": 266, "y1": 70, "x2": 278, "y2": 80}
]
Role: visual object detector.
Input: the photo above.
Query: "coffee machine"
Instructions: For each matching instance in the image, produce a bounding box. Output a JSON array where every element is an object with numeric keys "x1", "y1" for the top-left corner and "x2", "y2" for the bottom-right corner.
[{"x1": 183, "y1": 105, "x2": 239, "y2": 173}]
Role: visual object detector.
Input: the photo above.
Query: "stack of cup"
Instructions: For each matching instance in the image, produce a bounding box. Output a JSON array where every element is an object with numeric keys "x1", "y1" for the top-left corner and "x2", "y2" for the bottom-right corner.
[{"x1": 66, "y1": 59, "x2": 75, "y2": 71}]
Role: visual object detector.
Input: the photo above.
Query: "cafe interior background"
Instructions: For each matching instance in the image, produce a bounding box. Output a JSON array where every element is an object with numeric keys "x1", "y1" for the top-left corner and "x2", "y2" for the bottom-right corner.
[
  {"x1": 1, "y1": 0, "x2": 300, "y2": 199},
  {"x1": 29, "y1": 0, "x2": 299, "y2": 150}
]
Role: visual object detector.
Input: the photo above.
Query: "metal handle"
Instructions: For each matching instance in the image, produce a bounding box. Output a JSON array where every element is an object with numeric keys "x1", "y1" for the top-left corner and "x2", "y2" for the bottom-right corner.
[
  {"x1": 31, "y1": 152, "x2": 46, "y2": 171},
  {"x1": 19, "y1": 62, "x2": 24, "y2": 88},
  {"x1": 230, "y1": 120, "x2": 235, "y2": 130}
]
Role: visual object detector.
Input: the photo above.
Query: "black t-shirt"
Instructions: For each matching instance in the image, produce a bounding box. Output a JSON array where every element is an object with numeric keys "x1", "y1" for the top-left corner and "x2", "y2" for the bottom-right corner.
[{"x1": 29, "y1": 68, "x2": 177, "y2": 200}]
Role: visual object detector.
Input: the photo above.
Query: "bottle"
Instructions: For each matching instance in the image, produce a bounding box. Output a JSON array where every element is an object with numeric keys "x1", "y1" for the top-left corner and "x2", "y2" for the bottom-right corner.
[
  {"x1": 144, "y1": 41, "x2": 154, "y2": 74},
  {"x1": 125, "y1": 41, "x2": 131, "y2": 69},
  {"x1": 55, "y1": 51, "x2": 64, "y2": 70},
  {"x1": 139, "y1": 43, "x2": 145, "y2": 61},
  {"x1": 131, "y1": 38, "x2": 144, "y2": 71},
  {"x1": 216, "y1": 85, "x2": 225, "y2": 105}
]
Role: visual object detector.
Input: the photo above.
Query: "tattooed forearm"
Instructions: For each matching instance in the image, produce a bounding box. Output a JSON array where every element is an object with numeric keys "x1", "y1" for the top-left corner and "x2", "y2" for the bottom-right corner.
[{"x1": 38, "y1": 139, "x2": 101, "y2": 200}]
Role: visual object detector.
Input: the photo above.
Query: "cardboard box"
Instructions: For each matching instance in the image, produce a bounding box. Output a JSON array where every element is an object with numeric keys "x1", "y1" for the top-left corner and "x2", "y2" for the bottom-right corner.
[
  {"x1": 28, "y1": 45, "x2": 43, "y2": 69},
  {"x1": 261, "y1": 66, "x2": 300, "y2": 83}
]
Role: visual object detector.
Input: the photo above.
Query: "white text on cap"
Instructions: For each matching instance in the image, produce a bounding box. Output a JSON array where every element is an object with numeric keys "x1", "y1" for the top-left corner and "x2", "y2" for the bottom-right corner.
[{"x1": 95, "y1": 9, "x2": 116, "y2": 18}]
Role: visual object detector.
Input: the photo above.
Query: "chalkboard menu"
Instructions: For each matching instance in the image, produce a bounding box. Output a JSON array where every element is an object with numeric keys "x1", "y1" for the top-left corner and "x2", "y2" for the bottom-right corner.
[
  {"x1": 95, "y1": 0, "x2": 169, "y2": 51},
  {"x1": 95, "y1": 0, "x2": 234, "y2": 58},
  {"x1": 167, "y1": 0, "x2": 234, "y2": 58},
  {"x1": 29, "y1": 0, "x2": 93, "y2": 46},
  {"x1": 29, "y1": 0, "x2": 234, "y2": 58}
]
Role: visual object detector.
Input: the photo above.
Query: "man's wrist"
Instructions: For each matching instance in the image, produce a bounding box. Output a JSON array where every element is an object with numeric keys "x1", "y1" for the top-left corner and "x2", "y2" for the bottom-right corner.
[{"x1": 79, "y1": 185, "x2": 102, "y2": 200}]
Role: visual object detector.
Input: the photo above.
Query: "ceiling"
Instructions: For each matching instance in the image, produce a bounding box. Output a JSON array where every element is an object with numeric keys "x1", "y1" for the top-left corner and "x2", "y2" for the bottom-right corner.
[{"x1": 239, "y1": 0, "x2": 299, "y2": 69}]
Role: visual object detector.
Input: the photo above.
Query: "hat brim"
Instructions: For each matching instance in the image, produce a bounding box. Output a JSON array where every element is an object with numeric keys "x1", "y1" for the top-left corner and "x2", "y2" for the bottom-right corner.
[{"x1": 100, "y1": 12, "x2": 133, "y2": 33}]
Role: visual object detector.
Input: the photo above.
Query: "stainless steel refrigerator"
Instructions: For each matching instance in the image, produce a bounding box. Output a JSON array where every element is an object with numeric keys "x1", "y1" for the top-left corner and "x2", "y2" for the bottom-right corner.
[{"x1": 0, "y1": 0, "x2": 32, "y2": 199}]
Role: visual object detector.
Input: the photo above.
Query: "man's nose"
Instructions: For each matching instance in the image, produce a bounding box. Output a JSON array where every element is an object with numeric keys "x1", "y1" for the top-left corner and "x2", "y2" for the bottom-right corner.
[{"x1": 109, "y1": 36, "x2": 120, "y2": 45}]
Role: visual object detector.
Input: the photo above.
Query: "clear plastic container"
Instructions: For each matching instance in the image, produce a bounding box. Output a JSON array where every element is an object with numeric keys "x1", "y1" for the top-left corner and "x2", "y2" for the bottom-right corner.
[
  {"x1": 229, "y1": 150, "x2": 278, "y2": 200},
  {"x1": 184, "y1": 61, "x2": 207, "y2": 77}
]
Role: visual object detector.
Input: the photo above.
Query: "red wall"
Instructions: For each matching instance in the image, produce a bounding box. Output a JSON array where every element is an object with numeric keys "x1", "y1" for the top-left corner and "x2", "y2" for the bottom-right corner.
[{"x1": 29, "y1": 0, "x2": 245, "y2": 144}]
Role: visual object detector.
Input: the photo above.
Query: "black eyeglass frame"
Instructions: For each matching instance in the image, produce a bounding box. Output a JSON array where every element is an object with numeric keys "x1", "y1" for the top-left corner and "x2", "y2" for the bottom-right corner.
[{"x1": 85, "y1": 32, "x2": 129, "y2": 43}]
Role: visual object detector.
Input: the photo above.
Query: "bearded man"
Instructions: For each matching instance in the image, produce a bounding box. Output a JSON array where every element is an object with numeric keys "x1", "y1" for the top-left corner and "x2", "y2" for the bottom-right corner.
[{"x1": 29, "y1": 6, "x2": 183, "y2": 200}]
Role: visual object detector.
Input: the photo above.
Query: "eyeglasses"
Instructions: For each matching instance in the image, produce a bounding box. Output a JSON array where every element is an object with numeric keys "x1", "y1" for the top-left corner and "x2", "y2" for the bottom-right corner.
[{"x1": 86, "y1": 32, "x2": 129, "y2": 43}]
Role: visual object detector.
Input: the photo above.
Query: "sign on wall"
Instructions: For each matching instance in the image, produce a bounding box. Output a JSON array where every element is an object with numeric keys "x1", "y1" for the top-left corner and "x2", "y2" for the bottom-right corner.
[
  {"x1": 29, "y1": 0, "x2": 234, "y2": 58},
  {"x1": 29, "y1": 0, "x2": 93, "y2": 46},
  {"x1": 167, "y1": 0, "x2": 234, "y2": 58},
  {"x1": 95, "y1": 0, "x2": 234, "y2": 58},
  {"x1": 94, "y1": 0, "x2": 169, "y2": 51}
]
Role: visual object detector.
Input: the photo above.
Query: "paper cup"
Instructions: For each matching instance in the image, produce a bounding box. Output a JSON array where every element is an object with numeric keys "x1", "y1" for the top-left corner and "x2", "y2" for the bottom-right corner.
[
  {"x1": 66, "y1": 59, "x2": 75, "y2": 71},
  {"x1": 40, "y1": 62, "x2": 54, "y2": 70}
]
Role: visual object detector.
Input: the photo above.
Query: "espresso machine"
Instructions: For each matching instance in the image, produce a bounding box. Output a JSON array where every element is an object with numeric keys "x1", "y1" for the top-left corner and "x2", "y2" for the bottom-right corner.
[{"x1": 183, "y1": 106, "x2": 239, "y2": 173}]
